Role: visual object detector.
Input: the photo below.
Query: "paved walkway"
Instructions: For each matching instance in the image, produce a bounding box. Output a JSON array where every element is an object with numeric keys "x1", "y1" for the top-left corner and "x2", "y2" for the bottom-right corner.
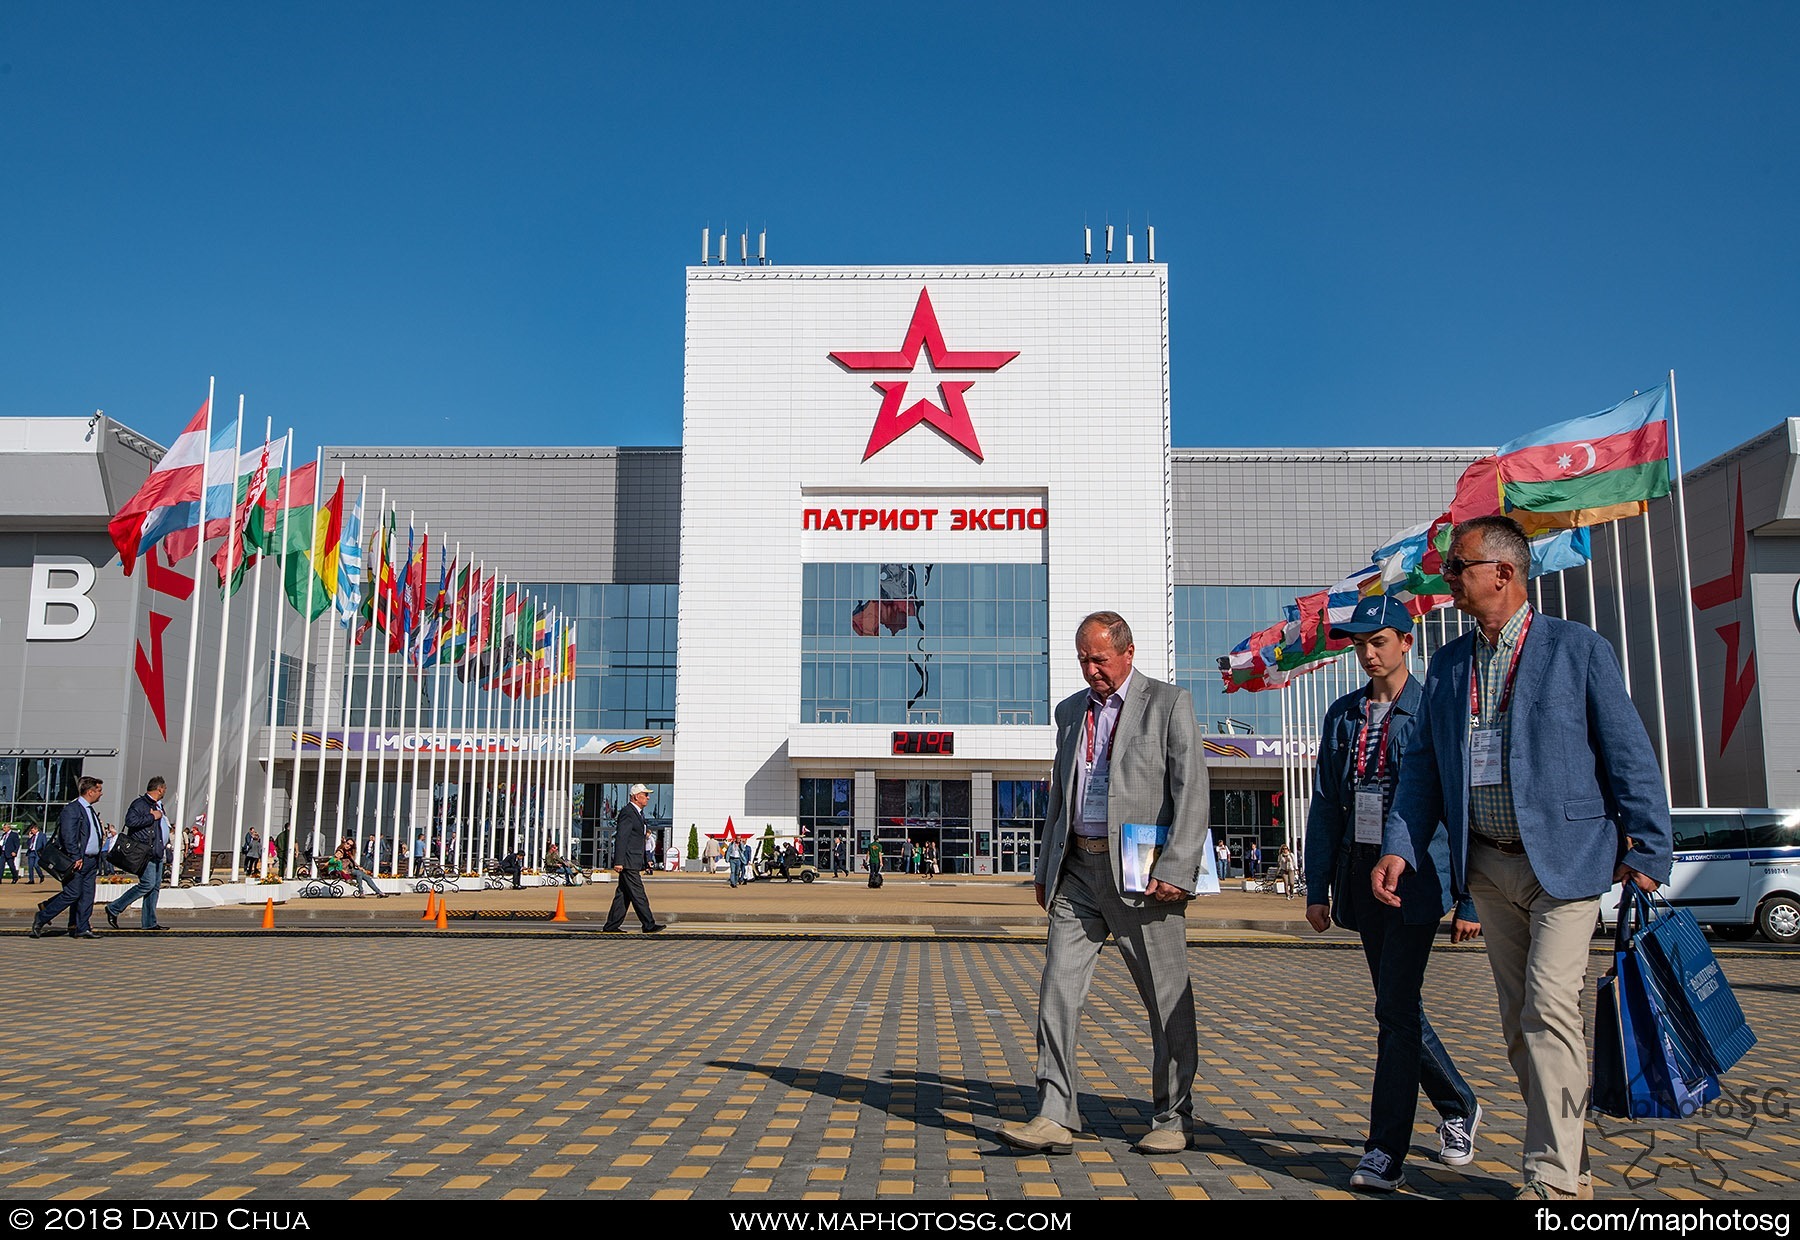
[{"x1": 3, "y1": 873, "x2": 1796, "y2": 1202}]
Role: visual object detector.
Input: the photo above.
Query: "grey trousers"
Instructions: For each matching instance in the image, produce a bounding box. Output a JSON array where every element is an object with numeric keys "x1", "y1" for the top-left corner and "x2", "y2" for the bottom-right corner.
[{"x1": 1034, "y1": 847, "x2": 1197, "y2": 1133}]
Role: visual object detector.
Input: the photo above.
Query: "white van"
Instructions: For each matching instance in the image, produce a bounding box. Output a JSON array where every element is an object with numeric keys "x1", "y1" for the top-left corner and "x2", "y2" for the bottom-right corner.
[{"x1": 1597, "y1": 808, "x2": 1800, "y2": 944}]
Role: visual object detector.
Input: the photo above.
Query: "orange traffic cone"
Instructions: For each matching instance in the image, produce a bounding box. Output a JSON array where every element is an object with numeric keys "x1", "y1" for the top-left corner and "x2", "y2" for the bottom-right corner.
[
  {"x1": 435, "y1": 895, "x2": 449, "y2": 930},
  {"x1": 550, "y1": 887, "x2": 569, "y2": 923},
  {"x1": 261, "y1": 898, "x2": 275, "y2": 930},
  {"x1": 421, "y1": 890, "x2": 438, "y2": 921}
]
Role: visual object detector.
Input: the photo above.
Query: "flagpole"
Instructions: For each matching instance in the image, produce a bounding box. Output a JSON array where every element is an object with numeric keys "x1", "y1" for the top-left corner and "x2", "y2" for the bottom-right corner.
[
  {"x1": 371, "y1": 514, "x2": 398, "y2": 869},
  {"x1": 228, "y1": 416, "x2": 273, "y2": 883},
  {"x1": 461, "y1": 566, "x2": 486, "y2": 875},
  {"x1": 309, "y1": 467, "x2": 346, "y2": 858},
  {"x1": 1609, "y1": 521, "x2": 1633, "y2": 696},
  {"x1": 405, "y1": 523, "x2": 429, "y2": 878},
  {"x1": 484, "y1": 576, "x2": 507, "y2": 872},
  {"x1": 171, "y1": 376, "x2": 215, "y2": 868},
  {"x1": 1585, "y1": 559, "x2": 1600, "y2": 634},
  {"x1": 332, "y1": 476, "x2": 367, "y2": 853},
  {"x1": 353, "y1": 491, "x2": 386, "y2": 857},
  {"x1": 1639, "y1": 509, "x2": 1673, "y2": 797},
  {"x1": 1666, "y1": 371, "x2": 1710, "y2": 807},
  {"x1": 286, "y1": 450, "x2": 323, "y2": 878},
  {"x1": 452, "y1": 565, "x2": 474, "y2": 873},
  {"x1": 427, "y1": 543, "x2": 459, "y2": 871},
  {"x1": 260, "y1": 432, "x2": 295, "y2": 870},
  {"x1": 199, "y1": 398, "x2": 245, "y2": 884}
]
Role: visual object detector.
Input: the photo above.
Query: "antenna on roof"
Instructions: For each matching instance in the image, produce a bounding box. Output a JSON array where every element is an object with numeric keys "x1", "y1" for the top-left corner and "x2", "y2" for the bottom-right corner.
[
  {"x1": 702, "y1": 227, "x2": 710, "y2": 265},
  {"x1": 740, "y1": 231, "x2": 748, "y2": 265},
  {"x1": 1147, "y1": 223, "x2": 1156, "y2": 262},
  {"x1": 1084, "y1": 225, "x2": 1092, "y2": 264},
  {"x1": 1105, "y1": 223, "x2": 1114, "y2": 263},
  {"x1": 718, "y1": 229, "x2": 727, "y2": 266},
  {"x1": 759, "y1": 228, "x2": 767, "y2": 265}
]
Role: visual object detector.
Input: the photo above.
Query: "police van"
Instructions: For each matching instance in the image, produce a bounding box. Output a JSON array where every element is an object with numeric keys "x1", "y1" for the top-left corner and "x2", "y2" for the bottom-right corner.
[{"x1": 1598, "y1": 808, "x2": 1800, "y2": 944}]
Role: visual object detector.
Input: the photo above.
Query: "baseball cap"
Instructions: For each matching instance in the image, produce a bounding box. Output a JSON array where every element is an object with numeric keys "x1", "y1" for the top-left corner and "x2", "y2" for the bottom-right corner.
[
  {"x1": 1329, "y1": 594, "x2": 1416, "y2": 639},
  {"x1": 629, "y1": 783, "x2": 650, "y2": 797}
]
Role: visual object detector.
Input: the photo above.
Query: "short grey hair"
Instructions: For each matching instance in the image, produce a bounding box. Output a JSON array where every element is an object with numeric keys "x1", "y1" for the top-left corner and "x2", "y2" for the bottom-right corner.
[
  {"x1": 1077, "y1": 611, "x2": 1133, "y2": 652},
  {"x1": 1453, "y1": 515, "x2": 1531, "y2": 577}
]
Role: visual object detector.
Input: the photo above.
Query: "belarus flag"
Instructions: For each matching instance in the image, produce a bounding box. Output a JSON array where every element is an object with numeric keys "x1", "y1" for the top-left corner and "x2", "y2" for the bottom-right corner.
[
  {"x1": 1497, "y1": 386, "x2": 1671, "y2": 514},
  {"x1": 108, "y1": 400, "x2": 211, "y2": 574}
]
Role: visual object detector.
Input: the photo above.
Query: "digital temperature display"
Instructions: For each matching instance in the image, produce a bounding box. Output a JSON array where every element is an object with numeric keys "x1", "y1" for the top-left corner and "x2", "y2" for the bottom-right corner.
[{"x1": 891, "y1": 730, "x2": 955, "y2": 756}]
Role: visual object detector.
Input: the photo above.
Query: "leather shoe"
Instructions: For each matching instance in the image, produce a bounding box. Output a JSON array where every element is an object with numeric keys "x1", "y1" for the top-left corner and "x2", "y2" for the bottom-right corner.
[
  {"x1": 644, "y1": 923, "x2": 667, "y2": 933},
  {"x1": 600, "y1": 926, "x2": 624, "y2": 933},
  {"x1": 106, "y1": 910, "x2": 120, "y2": 930},
  {"x1": 997, "y1": 1116, "x2": 1074, "y2": 1155},
  {"x1": 28, "y1": 919, "x2": 44, "y2": 939},
  {"x1": 71, "y1": 931, "x2": 98, "y2": 939},
  {"x1": 143, "y1": 924, "x2": 168, "y2": 931},
  {"x1": 1133, "y1": 1127, "x2": 1188, "y2": 1154}
]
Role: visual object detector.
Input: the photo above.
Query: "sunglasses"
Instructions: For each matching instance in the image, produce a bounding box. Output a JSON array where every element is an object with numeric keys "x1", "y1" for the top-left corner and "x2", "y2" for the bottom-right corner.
[{"x1": 1441, "y1": 557, "x2": 1506, "y2": 577}]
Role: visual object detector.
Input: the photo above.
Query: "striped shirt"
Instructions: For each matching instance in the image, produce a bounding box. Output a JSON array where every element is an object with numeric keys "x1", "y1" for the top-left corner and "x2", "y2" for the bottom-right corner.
[{"x1": 1467, "y1": 602, "x2": 1532, "y2": 844}]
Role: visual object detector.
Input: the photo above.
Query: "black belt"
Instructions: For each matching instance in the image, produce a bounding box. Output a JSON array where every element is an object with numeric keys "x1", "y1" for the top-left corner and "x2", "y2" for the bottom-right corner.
[{"x1": 1470, "y1": 831, "x2": 1527, "y2": 856}]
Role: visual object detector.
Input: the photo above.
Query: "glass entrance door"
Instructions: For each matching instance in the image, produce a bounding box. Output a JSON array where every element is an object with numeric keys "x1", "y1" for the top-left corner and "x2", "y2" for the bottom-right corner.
[{"x1": 997, "y1": 827, "x2": 1035, "y2": 874}]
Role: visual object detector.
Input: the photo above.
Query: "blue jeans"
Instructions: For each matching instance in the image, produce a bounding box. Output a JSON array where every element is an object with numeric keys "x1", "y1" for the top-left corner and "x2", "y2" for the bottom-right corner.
[
  {"x1": 1347, "y1": 849, "x2": 1477, "y2": 1163},
  {"x1": 728, "y1": 857, "x2": 744, "y2": 887},
  {"x1": 348, "y1": 864, "x2": 382, "y2": 896},
  {"x1": 107, "y1": 860, "x2": 164, "y2": 927}
]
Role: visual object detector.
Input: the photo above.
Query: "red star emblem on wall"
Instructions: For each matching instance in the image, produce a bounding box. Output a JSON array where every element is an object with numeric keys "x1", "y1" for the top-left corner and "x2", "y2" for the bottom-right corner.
[{"x1": 830, "y1": 287, "x2": 1018, "y2": 461}]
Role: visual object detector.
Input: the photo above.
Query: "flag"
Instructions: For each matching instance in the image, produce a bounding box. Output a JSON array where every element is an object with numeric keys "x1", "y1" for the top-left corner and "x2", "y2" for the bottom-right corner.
[
  {"x1": 284, "y1": 475, "x2": 342, "y2": 621},
  {"x1": 208, "y1": 437, "x2": 281, "y2": 596},
  {"x1": 1497, "y1": 386, "x2": 1671, "y2": 515},
  {"x1": 245, "y1": 453, "x2": 309, "y2": 559},
  {"x1": 367, "y1": 509, "x2": 404, "y2": 652},
  {"x1": 108, "y1": 400, "x2": 210, "y2": 574},
  {"x1": 564, "y1": 619, "x2": 577, "y2": 684},
  {"x1": 164, "y1": 429, "x2": 286, "y2": 566},
  {"x1": 141, "y1": 412, "x2": 241, "y2": 563},
  {"x1": 334, "y1": 481, "x2": 364, "y2": 630}
]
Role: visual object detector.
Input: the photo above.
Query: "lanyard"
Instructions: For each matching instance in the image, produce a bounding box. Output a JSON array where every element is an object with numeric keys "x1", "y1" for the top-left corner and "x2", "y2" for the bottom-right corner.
[
  {"x1": 1354, "y1": 699, "x2": 1395, "y2": 784},
  {"x1": 1470, "y1": 608, "x2": 1534, "y2": 721},
  {"x1": 1084, "y1": 696, "x2": 1115, "y2": 765}
]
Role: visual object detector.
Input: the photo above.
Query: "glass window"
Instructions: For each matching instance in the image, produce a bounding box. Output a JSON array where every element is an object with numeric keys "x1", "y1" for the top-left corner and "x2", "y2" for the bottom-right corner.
[{"x1": 801, "y1": 563, "x2": 1048, "y2": 725}]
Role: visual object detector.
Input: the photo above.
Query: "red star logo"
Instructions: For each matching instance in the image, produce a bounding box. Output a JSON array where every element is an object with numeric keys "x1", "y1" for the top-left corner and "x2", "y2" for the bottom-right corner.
[{"x1": 830, "y1": 287, "x2": 1018, "y2": 461}]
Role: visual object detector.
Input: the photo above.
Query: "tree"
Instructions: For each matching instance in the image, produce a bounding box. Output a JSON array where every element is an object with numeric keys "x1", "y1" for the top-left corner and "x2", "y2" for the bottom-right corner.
[
  {"x1": 686, "y1": 825, "x2": 700, "y2": 861},
  {"x1": 761, "y1": 825, "x2": 776, "y2": 860}
]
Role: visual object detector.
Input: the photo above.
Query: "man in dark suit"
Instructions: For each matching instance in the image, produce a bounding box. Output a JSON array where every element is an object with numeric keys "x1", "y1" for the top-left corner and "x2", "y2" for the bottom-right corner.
[
  {"x1": 602, "y1": 784, "x2": 664, "y2": 933},
  {"x1": 105, "y1": 776, "x2": 170, "y2": 930},
  {"x1": 31, "y1": 775, "x2": 107, "y2": 939},
  {"x1": 999, "y1": 612, "x2": 1209, "y2": 1157},
  {"x1": 1374, "y1": 515, "x2": 1672, "y2": 1201}
]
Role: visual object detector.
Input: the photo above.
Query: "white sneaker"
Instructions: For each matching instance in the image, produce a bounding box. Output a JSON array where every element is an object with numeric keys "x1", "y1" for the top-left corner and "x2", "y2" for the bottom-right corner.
[
  {"x1": 1437, "y1": 1103, "x2": 1481, "y2": 1167},
  {"x1": 1350, "y1": 1147, "x2": 1405, "y2": 1192}
]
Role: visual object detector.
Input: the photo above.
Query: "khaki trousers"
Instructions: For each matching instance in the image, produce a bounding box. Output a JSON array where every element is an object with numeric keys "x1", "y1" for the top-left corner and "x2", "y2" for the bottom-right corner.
[{"x1": 1467, "y1": 841, "x2": 1598, "y2": 1193}]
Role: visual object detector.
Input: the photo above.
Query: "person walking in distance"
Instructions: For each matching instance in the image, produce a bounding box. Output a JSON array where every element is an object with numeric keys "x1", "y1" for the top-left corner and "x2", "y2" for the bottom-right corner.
[
  {"x1": 105, "y1": 776, "x2": 172, "y2": 931},
  {"x1": 603, "y1": 785, "x2": 664, "y2": 933},
  {"x1": 31, "y1": 776, "x2": 108, "y2": 939}
]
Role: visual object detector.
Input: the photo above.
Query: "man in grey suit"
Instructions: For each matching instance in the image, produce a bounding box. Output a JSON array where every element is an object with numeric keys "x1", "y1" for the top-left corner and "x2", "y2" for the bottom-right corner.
[
  {"x1": 1374, "y1": 515, "x2": 1672, "y2": 1200},
  {"x1": 999, "y1": 612, "x2": 1209, "y2": 1156}
]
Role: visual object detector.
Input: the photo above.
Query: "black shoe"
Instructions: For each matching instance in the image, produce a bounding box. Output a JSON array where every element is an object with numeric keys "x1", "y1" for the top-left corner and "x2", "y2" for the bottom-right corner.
[
  {"x1": 644, "y1": 923, "x2": 667, "y2": 933},
  {"x1": 143, "y1": 924, "x2": 168, "y2": 931},
  {"x1": 106, "y1": 910, "x2": 120, "y2": 930},
  {"x1": 28, "y1": 920, "x2": 44, "y2": 939},
  {"x1": 71, "y1": 931, "x2": 98, "y2": 940},
  {"x1": 600, "y1": 926, "x2": 624, "y2": 933}
]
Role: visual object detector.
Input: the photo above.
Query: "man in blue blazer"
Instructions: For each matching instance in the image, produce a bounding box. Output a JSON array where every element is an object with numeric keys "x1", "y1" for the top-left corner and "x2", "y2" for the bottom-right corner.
[
  {"x1": 31, "y1": 775, "x2": 108, "y2": 939},
  {"x1": 1374, "y1": 515, "x2": 1672, "y2": 1201}
]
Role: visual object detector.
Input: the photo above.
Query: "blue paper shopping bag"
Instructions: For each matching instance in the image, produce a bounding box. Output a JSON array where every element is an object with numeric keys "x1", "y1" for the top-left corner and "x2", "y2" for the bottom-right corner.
[{"x1": 1592, "y1": 889, "x2": 1723, "y2": 1120}]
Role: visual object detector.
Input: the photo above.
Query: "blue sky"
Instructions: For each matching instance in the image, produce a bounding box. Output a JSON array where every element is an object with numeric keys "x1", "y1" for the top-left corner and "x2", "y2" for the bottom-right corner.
[{"x1": 2, "y1": 1, "x2": 1794, "y2": 469}]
